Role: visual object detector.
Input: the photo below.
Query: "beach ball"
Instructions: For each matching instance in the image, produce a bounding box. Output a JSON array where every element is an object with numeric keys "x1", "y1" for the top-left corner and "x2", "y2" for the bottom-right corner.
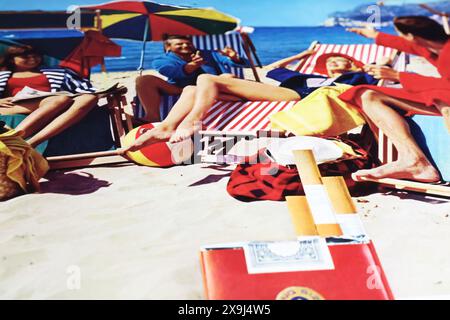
[{"x1": 124, "y1": 123, "x2": 193, "y2": 167}]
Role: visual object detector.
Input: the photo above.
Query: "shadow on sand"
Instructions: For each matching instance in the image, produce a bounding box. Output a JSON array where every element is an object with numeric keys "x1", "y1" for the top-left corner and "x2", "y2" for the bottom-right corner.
[
  {"x1": 189, "y1": 165, "x2": 234, "y2": 187},
  {"x1": 40, "y1": 171, "x2": 111, "y2": 195}
]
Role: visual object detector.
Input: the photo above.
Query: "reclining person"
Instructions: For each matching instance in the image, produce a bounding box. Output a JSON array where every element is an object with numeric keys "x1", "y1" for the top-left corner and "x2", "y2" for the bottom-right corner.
[
  {"x1": 265, "y1": 50, "x2": 379, "y2": 97},
  {"x1": 135, "y1": 35, "x2": 249, "y2": 123},
  {"x1": 341, "y1": 16, "x2": 450, "y2": 183},
  {"x1": 0, "y1": 45, "x2": 98, "y2": 148},
  {"x1": 123, "y1": 51, "x2": 378, "y2": 153}
]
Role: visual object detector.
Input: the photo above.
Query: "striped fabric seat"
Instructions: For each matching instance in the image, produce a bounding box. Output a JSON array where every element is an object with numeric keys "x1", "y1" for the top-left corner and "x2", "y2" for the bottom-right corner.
[
  {"x1": 201, "y1": 43, "x2": 406, "y2": 135},
  {"x1": 192, "y1": 31, "x2": 246, "y2": 79},
  {"x1": 197, "y1": 42, "x2": 409, "y2": 163},
  {"x1": 203, "y1": 100, "x2": 298, "y2": 132},
  {"x1": 298, "y1": 43, "x2": 407, "y2": 74}
]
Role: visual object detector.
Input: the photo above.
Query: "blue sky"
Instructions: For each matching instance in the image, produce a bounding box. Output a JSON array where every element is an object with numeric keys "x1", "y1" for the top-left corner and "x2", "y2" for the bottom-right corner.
[{"x1": 0, "y1": 0, "x2": 439, "y2": 26}]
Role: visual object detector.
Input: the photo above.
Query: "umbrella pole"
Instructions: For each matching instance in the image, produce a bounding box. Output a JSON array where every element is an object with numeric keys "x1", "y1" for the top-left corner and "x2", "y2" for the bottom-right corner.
[
  {"x1": 95, "y1": 10, "x2": 107, "y2": 73},
  {"x1": 138, "y1": 17, "x2": 150, "y2": 74}
]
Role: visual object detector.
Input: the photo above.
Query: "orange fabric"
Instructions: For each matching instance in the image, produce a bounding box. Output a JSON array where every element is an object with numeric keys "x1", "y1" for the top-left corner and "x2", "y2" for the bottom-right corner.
[{"x1": 60, "y1": 30, "x2": 122, "y2": 78}]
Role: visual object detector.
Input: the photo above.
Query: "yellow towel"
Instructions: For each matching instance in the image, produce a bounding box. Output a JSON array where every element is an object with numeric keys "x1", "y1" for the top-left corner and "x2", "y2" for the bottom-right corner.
[
  {"x1": 270, "y1": 84, "x2": 366, "y2": 137},
  {"x1": 0, "y1": 129, "x2": 49, "y2": 193}
]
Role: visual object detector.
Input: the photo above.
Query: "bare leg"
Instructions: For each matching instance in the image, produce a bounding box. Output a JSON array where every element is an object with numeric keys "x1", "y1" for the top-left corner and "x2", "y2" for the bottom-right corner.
[
  {"x1": 120, "y1": 85, "x2": 198, "y2": 153},
  {"x1": 352, "y1": 90, "x2": 440, "y2": 183},
  {"x1": 135, "y1": 75, "x2": 183, "y2": 123},
  {"x1": 27, "y1": 94, "x2": 98, "y2": 147},
  {"x1": 170, "y1": 74, "x2": 301, "y2": 143},
  {"x1": 14, "y1": 96, "x2": 72, "y2": 138},
  {"x1": 0, "y1": 95, "x2": 70, "y2": 116}
]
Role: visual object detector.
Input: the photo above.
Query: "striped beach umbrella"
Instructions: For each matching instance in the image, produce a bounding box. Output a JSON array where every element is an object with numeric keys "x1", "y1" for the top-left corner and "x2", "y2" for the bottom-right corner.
[{"x1": 81, "y1": 1, "x2": 240, "y2": 69}]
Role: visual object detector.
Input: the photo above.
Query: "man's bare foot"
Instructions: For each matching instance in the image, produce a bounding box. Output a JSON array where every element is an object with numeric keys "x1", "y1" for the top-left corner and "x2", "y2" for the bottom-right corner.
[
  {"x1": 120, "y1": 125, "x2": 174, "y2": 154},
  {"x1": 169, "y1": 119, "x2": 203, "y2": 144},
  {"x1": 352, "y1": 158, "x2": 441, "y2": 183}
]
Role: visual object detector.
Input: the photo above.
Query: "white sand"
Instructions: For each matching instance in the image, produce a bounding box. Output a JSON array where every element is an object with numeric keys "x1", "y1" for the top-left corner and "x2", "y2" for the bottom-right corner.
[{"x1": 0, "y1": 61, "x2": 449, "y2": 300}]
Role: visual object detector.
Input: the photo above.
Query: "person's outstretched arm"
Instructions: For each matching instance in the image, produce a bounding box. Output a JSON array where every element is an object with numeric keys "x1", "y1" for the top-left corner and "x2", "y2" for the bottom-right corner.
[
  {"x1": 347, "y1": 28, "x2": 430, "y2": 57},
  {"x1": 265, "y1": 49, "x2": 316, "y2": 70}
]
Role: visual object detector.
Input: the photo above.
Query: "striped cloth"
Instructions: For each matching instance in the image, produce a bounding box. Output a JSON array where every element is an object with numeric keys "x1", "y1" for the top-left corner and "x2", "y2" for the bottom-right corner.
[
  {"x1": 298, "y1": 43, "x2": 407, "y2": 74},
  {"x1": 192, "y1": 31, "x2": 246, "y2": 79},
  {"x1": 202, "y1": 100, "x2": 298, "y2": 132},
  {"x1": 156, "y1": 43, "x2": 406, "y2": 134},
  {"x1": 0, "y1": 68, "x2": 96, "y2": 97}
]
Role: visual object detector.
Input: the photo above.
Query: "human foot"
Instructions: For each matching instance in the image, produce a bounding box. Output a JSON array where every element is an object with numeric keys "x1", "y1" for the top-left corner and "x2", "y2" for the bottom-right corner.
[
  {"x1": 120, "y1": 125, "x2": 174, "y2": 154},
  {"x1": 352, "y1": 158, "x2": 441, "y2": 183},
  {"x1": 169, "y1": 119, "x2": 203, "y2": 144}
]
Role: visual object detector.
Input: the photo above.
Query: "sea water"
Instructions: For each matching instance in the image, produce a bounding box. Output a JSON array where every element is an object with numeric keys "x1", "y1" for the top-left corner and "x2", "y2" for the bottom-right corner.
[{"x1": 0, "y1": 26, "x2": 395, "y2": 73}]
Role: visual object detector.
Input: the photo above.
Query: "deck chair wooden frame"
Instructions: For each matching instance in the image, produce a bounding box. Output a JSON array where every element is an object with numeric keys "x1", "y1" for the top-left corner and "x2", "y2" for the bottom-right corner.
[{"x1": 46, "y1": 87, "x2": 133, "y2": 170}]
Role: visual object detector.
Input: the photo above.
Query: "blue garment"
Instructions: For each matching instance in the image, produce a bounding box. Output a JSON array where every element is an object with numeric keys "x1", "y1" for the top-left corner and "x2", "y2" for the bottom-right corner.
[
  {"x1": 266, "y1": 68, "x2": 378, "y2": 98},
  {"x1": 152, "y1": 51, "x2": 249, "y2": 88}
]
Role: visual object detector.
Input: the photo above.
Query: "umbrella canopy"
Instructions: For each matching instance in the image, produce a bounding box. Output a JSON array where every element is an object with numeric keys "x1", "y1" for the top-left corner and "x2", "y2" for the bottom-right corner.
[
  {"x1": 0, "y1": 30, "x2": 121, "y2": 78},
  {"x1": 80, "y1": 1, "x2": 240, "y2": 41}
]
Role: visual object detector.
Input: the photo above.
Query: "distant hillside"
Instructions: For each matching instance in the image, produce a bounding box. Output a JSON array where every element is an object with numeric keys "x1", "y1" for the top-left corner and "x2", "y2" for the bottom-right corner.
[{"x1": 325, "y1": 1, "x2": 450, "y2": 26}]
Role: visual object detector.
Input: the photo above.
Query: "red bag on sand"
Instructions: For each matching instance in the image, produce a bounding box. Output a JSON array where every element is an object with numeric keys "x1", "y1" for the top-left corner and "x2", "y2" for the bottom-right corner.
[{"x1": 226, "y1": 139, "x2": 377, "y2": 202}]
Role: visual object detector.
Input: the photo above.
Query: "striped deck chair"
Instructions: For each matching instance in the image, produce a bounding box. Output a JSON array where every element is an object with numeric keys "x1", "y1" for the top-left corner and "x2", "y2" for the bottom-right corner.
[
  {"x1": 197, "y1": 42, "x2": 407, "y2": 163},
  {"x1": 133, "y1": 30, "x2": 259, "y2": 121}
]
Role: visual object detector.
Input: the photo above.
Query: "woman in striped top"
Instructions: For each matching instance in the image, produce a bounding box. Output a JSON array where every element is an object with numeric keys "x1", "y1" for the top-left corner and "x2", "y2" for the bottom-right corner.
[{"x1": 0, "y1": 45, "x2": 98, "y2": 148}]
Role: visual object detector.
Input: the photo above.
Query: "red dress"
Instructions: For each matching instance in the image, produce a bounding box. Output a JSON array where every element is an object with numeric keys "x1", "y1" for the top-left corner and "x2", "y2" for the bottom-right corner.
[
  {"x1": 339, "y1": 32, "x2": 450, "y2": 114},
  {"x1": 7, "y1": 74, "x2": 51, "y2": 97}
]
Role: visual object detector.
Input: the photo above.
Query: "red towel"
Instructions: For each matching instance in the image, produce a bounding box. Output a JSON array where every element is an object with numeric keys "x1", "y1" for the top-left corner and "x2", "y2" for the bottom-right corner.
[{"x1": 227, "y1": 139, "x2": 376, "y2": 202}]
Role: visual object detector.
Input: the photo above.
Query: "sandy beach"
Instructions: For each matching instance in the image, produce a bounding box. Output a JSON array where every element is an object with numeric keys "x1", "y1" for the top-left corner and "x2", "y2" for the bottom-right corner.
[{"x1": 0, "y1": 61, "x2": 449, "y2": 300}]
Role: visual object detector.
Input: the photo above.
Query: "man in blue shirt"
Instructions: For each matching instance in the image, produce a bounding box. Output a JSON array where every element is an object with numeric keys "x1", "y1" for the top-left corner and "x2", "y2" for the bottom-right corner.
[{"x1": 136, "y1": 35, "x2": 248, "y2": 122}]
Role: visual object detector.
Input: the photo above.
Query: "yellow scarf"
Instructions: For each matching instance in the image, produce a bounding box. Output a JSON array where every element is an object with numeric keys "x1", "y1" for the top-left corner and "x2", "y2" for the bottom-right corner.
[{"x1": 0, "y1": 129, "x2": 49, "y2": 192}]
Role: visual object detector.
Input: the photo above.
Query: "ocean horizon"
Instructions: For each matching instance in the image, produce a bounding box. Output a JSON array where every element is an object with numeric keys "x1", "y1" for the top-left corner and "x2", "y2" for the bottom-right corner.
[
  {"x1": 91, "y1": 26, "x2": 396, "y2": 73},
  {"x1": 0, "y1": 26, "x2": 396, "y2": 73}
]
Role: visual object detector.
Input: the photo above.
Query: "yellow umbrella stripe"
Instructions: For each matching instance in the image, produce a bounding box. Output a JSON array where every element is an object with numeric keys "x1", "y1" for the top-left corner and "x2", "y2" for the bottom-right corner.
[
  {"x1": 101, "y1": 13, "x2": 142, "y2": 29},
  {"x1": 155, "y1": 9, "x2": 238, "y2": 24}
]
